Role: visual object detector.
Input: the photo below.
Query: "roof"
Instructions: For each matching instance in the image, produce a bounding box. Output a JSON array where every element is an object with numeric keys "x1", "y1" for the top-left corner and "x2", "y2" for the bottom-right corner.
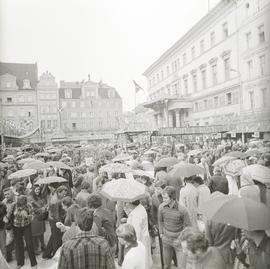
[
  {"x1": 0, "y1": 62, "x2": 38, "y2": 89},
  {"x1": 98, "y1": 84, "x2": 121, "y2": 99},
  {"x1": 142, "y1": 0, "x2": 231, "y2": 76},
  {"x1": 60, "y1": 81, "x2": 82, "y2": 88},
  {"x1": 59, "y1": 87, "x2": 82, "y2": 99}
]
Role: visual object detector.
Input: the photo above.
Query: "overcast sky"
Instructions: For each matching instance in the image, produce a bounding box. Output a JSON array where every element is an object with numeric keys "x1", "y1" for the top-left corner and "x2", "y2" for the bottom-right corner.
[{"x1": 0, "y1": 0, "x2": 220, "y2": 111}]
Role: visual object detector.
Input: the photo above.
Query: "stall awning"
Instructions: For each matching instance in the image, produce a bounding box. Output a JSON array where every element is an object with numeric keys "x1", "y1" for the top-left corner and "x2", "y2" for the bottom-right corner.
[{"x1": 18, "y1": 127, "x2": 40, "y2": 139}]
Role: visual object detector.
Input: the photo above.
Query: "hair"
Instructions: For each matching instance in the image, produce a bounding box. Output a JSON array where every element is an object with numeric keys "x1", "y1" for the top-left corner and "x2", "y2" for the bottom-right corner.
[
  {"x1": 56, "y1": 185, "x2": 68, "y2": 194},
  {"x1": 111, "y1": 172, "x2": 126, "y2": 179},
  {"x1": 96, "y1": 176, "x2": 106, "y2": 187},
  {"x1": 65, "y1": 203, "x2": 81, "y2": 226},
  {"x1": 81, "y1": 181, "x2": 91, "y2": 191},
  {"x1": 192, "y1": 176, "x2": 204, "y2": 185},
  {"x1": 162, "y1": 186, "x2": 176, "y2": 200},
  {"x1": 179, "y1": 227, "x2": 209, "y2": 254},
  {"x1": 155, "y1": 179, "x2": 167, "y2": 189},
  {"x1": 116, "y1": 223, "x2": 137, "y2": 245},
  {"x1": 184, "y1": 176, "x2": 193, "y2": 183},
  {"x1": 76, "y1": 207, "x2": 94, "y2": 231},
  {"x1": 87, "y1": 193, "x2": 102, "y2": 209},
  {"x1": 208, "y1": 177, "x2": 229, "y2": 194},
  {"x1": 131, "y1": 199, "x2": 140, "y2": 206},
  {"x1": 62, "y1": 196, "x2": 73, "y2": 207},
  {"x1": 16, "y1": 195, "x2": 28, "y2": 207}
]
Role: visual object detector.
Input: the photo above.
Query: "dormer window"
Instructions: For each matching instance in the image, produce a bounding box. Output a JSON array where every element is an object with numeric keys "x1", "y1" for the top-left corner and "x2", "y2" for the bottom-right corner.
[{"x1": 23, "y1": 79, "x2": 31, "y2": 89}]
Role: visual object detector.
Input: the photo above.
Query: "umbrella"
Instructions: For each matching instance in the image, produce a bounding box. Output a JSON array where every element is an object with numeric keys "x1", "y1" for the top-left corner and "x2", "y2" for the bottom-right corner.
[
  {"x1": 132, "y1": 170, "x2": 155, "y2": 181},
  {"x1": 242, "y1": 164, "x2": 270, "y2": 185},
  {"x1": 99, "y1": 163, "x2": 131, "y2": 174},
  {"x1": 8, "y1": 169, "x2": 37, "y2": 179},
  {"x1": 245, "y1": 149, "x2": 260, "y2": 157},
  {"x1": 112, "y1": 154, "x2": 131, "y2": 162},
  {"x1": 223, "y1": 159, "x2": 246, "y2": 177},
  {"x1": 144, "y1": 150, "x2": 156, "y2": 155},
  {"x1": 23, "y1": 160, "x2": 50, "y2": 170},
  {"x1": 213, "y1": 156, "x2": 237, "y2": 167},
  {"x1": 187, "y1": 149, "x2": 202, "y2": 156},
  {"x1": 169, "y1": 162, "x2": 205, "y2": 178},
  {"x1": 47, "y1": 161, "x2": 72, "y2": 170},
  {"x1": 199, "y1": 195, "x2": 270, "y2": 231},
  {"x1": 35, "y1": 176, "x2": 67, "y2": 185},
  {"x1": 258, "y1": 147, "x2": 270, "y2": 154},
  {"x1": 17, "y1": 158, "x2": 36, "y2": 164},
  {"x1": 100, "y1": 178, "x2": 146, "y2": 202},
  {"x1": 35, "y1": 152, "x2": 50, "y2": 158},
  {"x1": 47, "y1": 148, "x2": 60, "y2": 154},
  {"x1": 155, "y1": 157, "x2": 179, "y2": 168},
  {"x1": 224, "y1": 151, "x2": 248, "y2": 159}
]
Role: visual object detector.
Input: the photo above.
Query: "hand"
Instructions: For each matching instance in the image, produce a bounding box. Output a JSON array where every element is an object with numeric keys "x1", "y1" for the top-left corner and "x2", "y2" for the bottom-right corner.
[
  {"x1": 120, "y1": 218, "x2": 127, "y2": 223},
  {"x1": 56, "y1": 222, "x2": 64, "y2": 229},
  {"x1": 3, "y1": 216, "x2": 9, "y2": 223}
]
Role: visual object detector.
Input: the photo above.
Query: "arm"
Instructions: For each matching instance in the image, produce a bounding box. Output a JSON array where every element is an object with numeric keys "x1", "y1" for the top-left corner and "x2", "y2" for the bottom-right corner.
[
  {"x1": 57, "y1": 248, "x2": 68, "y2": 269},
  {"x1": 105, "y1": 248, "x2": 116, "y2": 269},
  {"x1": 158, "y1": 204, "x2": 164, "y2": 235}
]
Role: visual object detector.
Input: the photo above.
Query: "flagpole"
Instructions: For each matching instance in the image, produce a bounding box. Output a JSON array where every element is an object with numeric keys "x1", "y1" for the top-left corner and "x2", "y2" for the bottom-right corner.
[{"x1": 134, "y1": 89, "x2": 136, "y2": 114}]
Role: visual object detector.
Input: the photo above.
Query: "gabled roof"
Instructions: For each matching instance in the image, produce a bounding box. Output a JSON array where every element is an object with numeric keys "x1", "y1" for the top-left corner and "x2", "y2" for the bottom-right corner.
[{"x1": 0, "y1": 62, "x2": 38, "y2": 89}]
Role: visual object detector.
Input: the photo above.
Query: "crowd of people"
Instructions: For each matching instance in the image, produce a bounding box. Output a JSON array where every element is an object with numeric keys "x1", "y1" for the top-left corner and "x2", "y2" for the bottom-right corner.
[{"x1": 0, "y1": 138, "x2": 269, "y2": 269}]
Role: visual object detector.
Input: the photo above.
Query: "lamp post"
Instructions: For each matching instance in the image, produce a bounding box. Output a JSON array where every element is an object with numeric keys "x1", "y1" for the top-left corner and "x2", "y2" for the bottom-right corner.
[{"x1": 230, "y1": 68, "x2": 245, "y2": 144}]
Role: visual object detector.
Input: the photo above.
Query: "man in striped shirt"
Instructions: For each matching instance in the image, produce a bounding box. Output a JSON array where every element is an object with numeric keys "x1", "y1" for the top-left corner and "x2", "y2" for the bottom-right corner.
[
  {"x1": 158, "y1": 186, "x2": 191, "y2": 269},
  {"x1": 58, "y1": 208, "x2": 115, "y2": 269}
]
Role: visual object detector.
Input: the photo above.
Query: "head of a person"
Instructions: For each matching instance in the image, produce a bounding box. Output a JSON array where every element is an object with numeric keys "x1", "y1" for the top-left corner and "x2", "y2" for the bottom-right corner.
[
  {"x1": 62, "y1": 196, "x2": 73, "y2": 211},
  {"x1": 81, "y1": 181, "x2": 91, "y2": 193},
  {"x1": 96, "y1": 176, "x2": 106, "y2": 191},
  {"x1": 116, "y1": 223, "x2": 137, "y2": 247},
  {"x1": 124, "y1": 199, "x2": 140, "y2": 215},
  {"x1": 193, "y1": 157, "x2": 199, "y2": 164},
  {"x1": 178, "y1": 227, "x2": 209, "y2": 259},
  {"x1": 192, "y1": 176, "x2": 204, "y2": 187},
  {"x1": 213, "y1": 166, "x2": 222, "y2": 175},
  {"x1": 184, "y1": 176, "x2": 193, "y2": 184},
  {"x1": 66, "y1": 204, "x2": 81, "y2": 224},
  {"x1": 56, "y1": 185, "x2": 68, "y2": 199},
  {"x1": 155, "y1": 180, "x2": 167, "y2": 195},
  {"x1": 3, "y1": 188, "x2": 14, "y2": 201},
  {"x1": 208, "y1": 176, "x2": 229, "y2": 194},
  {"x1": 73, "y1": 175, "x2": 84, "y2": 188},
  {"x1": 76, "y1": 207, "x2": 94, "y2": 232},
  {"x1": 16, "y1": 195, "x2": 28, "y2": 208},
  {"x1": 32, "y1": 185, "x2": 41, "y2": 197},
  {"x1": 162, "y1": 186, "x2": 176, "y2": 204},
  {"x1": 87, "y1": 193, "x2": 102, "y2": 209}
]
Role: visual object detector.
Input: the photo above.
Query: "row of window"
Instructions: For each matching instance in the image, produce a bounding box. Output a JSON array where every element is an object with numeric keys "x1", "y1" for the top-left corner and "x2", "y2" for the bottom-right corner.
[
  {"x1": 150, "y1": 22, "x2": 266, "y2": 88},
  {"x1": 149, "y1": 54, "x2": 231, "y2": 100},
  {"x1": 4, "y1": 95, "x2": 34, "y2": 103},
  {"x1": 64, "y1": 121, "x2": 118, "y2": 130},
  {"x1": 246, "y1": 88, "x2": 269, "y2": 110},
  {"x1": 39, "y1": 93, "x2": 57, "y2": 100},
  {"x1": 194, "y1": 92, "x2": 238, "y2": 112},
  {"x1": 6, "y1": 110, "x2": 32, "y2": 117},
  {"x1": 40, "y1": 119, "x2": 58, "y2": 130},
  {"x1": 246, "y1": 54, "x2": 266, "y2": 79},
  {"x1": 62, "y1": 111, "x2": 119, "y2": 120}
]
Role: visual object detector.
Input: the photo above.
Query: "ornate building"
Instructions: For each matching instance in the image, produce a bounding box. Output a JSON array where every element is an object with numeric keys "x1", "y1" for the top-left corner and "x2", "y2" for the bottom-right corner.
[
  {"x1": 0, "y1": 62, "x2": 38, "y2": 137},
  {"x1": 143, "y1": 0, "x2": 270, "y2": 140}
]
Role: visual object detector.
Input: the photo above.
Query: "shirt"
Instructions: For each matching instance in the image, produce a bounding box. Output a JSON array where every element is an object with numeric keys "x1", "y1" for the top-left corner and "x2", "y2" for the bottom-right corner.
[
  {"x1": 13, "y1": 204, "x2": 33, "y2": 227},
  {"x1": 58, "y1": 232, "x2": 116, "y2": 269},
  {"x1": 158, "y1": 200, "x2": 191, "y2": 239}
]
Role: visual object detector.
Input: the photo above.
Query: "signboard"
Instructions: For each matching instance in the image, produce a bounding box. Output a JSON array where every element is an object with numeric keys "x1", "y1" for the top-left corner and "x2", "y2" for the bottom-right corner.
[
  {"x1": 253, "y1": 132, "x2": 260, "y2": 138},
  {"x1": 230, "y1": 132, "x2": 236, "y2": 138}
]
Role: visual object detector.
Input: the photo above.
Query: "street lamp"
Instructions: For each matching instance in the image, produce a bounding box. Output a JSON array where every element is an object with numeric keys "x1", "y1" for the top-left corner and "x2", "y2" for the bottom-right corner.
[{"x1": 230, "y1": 68, "x2": 245, "y2": 144}]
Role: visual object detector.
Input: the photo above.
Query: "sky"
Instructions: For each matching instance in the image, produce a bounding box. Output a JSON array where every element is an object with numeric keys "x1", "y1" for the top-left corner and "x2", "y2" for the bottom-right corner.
[{"x1": 0, "y1": 0, "x2": 221, "y2": 111}]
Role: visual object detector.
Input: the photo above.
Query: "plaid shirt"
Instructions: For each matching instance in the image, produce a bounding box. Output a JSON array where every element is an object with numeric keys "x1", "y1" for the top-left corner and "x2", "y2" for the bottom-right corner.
[
  {"x1": 13, "y1": 204, "x2": 33, "y2": 227},
  {"x1": 58, "y1": 231, "x2": 116, "y2": 269}
]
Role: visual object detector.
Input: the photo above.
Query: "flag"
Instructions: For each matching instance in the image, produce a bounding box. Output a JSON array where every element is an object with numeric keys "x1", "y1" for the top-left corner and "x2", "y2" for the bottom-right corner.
[{"x1": 133, "y1": 80, "x2": 145, "y2": 94}]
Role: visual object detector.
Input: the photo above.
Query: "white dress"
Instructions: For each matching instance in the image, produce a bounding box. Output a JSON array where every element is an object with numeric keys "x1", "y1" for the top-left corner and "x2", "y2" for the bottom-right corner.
[
  {"x1": 127, "y1": 204, "x2": 153, "y2": 268},
  {"x1": 122, "y1": 241, "x2": 146, "y2": 269}
]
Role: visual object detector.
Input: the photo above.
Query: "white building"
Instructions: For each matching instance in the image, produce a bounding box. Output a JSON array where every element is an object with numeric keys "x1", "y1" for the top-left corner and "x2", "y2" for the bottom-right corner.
[{"x1": 143, "y1": 0, "x2": 270, "y2": 140}]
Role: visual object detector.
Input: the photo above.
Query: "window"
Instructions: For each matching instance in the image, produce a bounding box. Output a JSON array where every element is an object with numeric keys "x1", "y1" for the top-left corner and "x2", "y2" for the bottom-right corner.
[
  {"x1": 214, "y1": 96, "x2": 219, "y2": 108},
  {"x1": 246, "y1": 32, "x2": 251, "y2": 49},
  {"x1": 27, "y1": 96, "x2": 33, "y2": 103},
  {"x1": 200, "y1": 40, "x2": 204, "y2": 54},
  {"x1": 224, "y1": 58, "x2": 230, "y2": 80},
  {"x1": 161, "y1": 70, "x2": 164, "y2": 80},
  {"x1": 167, "y1": 66, "x2": 170, "y2": 76},
  {"x1": 183, "y1": 53, "x2": 186, "y2": 65},
  {"x1": 157, "y1": 74, "x2": 159, "y2": 82},
  {"x1": 18, "y1": 96, "x2": 24, "y2": 103},
  {"x1": 192, "y1": 73, "x2": 197, "y2": 92},
  {"x1": 71, "y1": 112, "x2": 77, "y2": 118},
  {"x1": 212, "y1": 64, "x2": 218, "y2": 85},
  {"x1": 7, "y1": 97, "x2": 12, "y2": 103},
  {"x1": 47, "y1": 120, "x2": 51, "y2": 129},
  {"x1": 7, "y1": 110, "x2": 13, "y2": 117},
  {"x1": 222, "y1": 22, "x2": 228, "y2": 39},
  {"x1": 204, "y1": 99, "x2": 208, "y2": 110},
  {"x1": 183, "y1": 77, "x2": 188, "y2": 94},
  {"x1": 259, "y1": 55, "x2": 266, "y2": 76},
  {"x1": 6, "y1": 82, "x2": 11, "y2": 88},
  {"x1": 72, "y1": 123, "x2": 76, "y2": 128},
  {"x1": 65, "y1": 89, "x2": 72, "y2": 99},
  {"x1": 249, "y1": 91, "x2": 254, "y2": 109},
  {"x1": 195, "y1": 102, "x2": 199, "y2": 112},
  {"x1": 261, "y1": 88, "x2": 267, "y2": 107},
  {"x1": 89, "y1": 112, "x2": 94, "y2": 118},
  {"x1": 23, "y1": 79, "x2": 31, "y2": 89},
  {"x1": 41, "y1": 120, "x2": 45, "y2": 129},
  {"x1": 71, "y1": 101, "x2": 76, "y2": 108},
  {"x1": 62, "y1": 101, "x2": 67, "y2": 108},
  {"x1": 247, "y1": 60, "x2": 253, "y2": 79},
  {"x1": 210, "y1": 31, "x2": 215, "y2": 47},
  {"x1": 226, "y1": 93, "x2": 232, "y2": 105},
  {"x1": 53, "y1": 120, "x2": 57, "y2": 128},
  {"x1": 191, "y1": 46, "x2": 195, "y2": 59},
  {"x1": 201, "y1": 69, "x2": 207, "y2": 89},
  {"x1": 80, "y1": 101, "x2": 84, "y2": 108},
  {"x1": 28, "y1": 112, "x2": 31, "y2": 117},
  {"x1": 167, "y1": 85, "x2": 171, "y2": 96},
  {"x1": 258, "y1": 25, "x2": 265, "y2": 43}
]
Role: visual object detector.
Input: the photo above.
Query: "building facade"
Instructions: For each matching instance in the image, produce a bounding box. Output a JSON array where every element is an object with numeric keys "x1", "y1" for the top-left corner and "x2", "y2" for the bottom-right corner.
[
  {"x1": 0, "y1": 62, "x2": 38, "y2": 137},
  {"x1": 59, "y1": 76, "x2": 122, "y2": 138},
  {"x1": 36, "y1": 71, "x2": 60, "y2": 142},
  {"x1": 143, "y1": 0, "x2": 270, "y2": 139}
]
